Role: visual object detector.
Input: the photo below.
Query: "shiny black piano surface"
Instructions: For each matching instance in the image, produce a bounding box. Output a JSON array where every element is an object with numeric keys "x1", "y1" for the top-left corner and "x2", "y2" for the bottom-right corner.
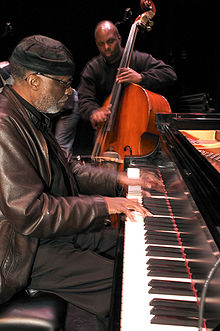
[{"x1": 109, "y1": 113, "x2": 220, "y2": 331}]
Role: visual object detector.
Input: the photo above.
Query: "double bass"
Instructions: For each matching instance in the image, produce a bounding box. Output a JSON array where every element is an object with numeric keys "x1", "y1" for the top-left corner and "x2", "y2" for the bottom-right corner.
[{"x1": 91, "y1": 0, "x2": 171, "y2": 170}]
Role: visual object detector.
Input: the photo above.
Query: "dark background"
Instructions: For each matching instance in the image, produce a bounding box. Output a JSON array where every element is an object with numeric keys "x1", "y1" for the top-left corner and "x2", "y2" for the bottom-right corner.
[{"x1": 0, "y1": 0, "x2": 219, "y2": 151}]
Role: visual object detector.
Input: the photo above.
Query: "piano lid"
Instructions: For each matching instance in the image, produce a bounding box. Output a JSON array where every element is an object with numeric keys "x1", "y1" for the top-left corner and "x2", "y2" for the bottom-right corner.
[
  {"x1": 156, "y1": 113, "x2": 220, "y2": 130},
  {"x1": 178, "y1": 129, "x2": 220, "y2": 173},
  {"x1": 156, "y1": 113, "x2": 220, "y2": 249}
]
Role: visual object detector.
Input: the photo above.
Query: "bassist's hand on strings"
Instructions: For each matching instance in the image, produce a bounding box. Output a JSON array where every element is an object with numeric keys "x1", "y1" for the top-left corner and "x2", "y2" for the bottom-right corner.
[
  {"x1": 116, "y1": 67, "x2": 142, "y2": 84},
  {"x1": 90, "y1": 104, "x2": 112, "y2": 128},
  {"x1": 103, "y1": 196, "x2": 152, "y2": 222}
]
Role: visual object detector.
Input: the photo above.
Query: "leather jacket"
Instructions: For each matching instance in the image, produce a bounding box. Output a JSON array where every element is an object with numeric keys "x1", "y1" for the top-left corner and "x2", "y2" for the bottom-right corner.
[{"x1": 0, "y1": 86, "x2": 118, "y2": 303}]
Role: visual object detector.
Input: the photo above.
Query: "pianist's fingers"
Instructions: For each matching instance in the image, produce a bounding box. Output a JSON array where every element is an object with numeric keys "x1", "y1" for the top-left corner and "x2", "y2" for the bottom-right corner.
[
  {"x1": 103, "y1": 197, "x2": 152, "y2": 220},
  {"x1": 140, "y1": 171, "x2": 163, "y2": 192},
  {"x1": 117, "y1": 171, "x2": 162, "y2": 192}
]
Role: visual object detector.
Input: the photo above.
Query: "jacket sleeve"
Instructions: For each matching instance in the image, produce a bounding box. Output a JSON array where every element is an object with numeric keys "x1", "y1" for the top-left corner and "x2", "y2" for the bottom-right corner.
[
  {"x1": 67, "y1": 155, "x2": 121, "y2": 196},
  {"x1": 0, "y1": 118, "x2": 112, "y2": 238},
  {"x1": 131, "y1": 51, "x2": 177, "y2": 92}
]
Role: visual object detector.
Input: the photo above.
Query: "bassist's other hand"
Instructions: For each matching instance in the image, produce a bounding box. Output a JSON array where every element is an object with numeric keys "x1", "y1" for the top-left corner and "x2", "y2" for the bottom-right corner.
[{"x1": 90, "y1": 105, "x2": 112, "y2": 128}]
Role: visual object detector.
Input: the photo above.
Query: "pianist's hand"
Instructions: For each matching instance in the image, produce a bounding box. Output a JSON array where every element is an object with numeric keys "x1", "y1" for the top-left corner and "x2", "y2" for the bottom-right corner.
[
  {"x1": 103, "y1": 197, "x2": 152, "y2": 222},
  {"x1": 117, "y1": 171, "x2": 163, "y2": 193},
  {"x1": 140, "y1": 171, "x2": 163, "y2": 192}
]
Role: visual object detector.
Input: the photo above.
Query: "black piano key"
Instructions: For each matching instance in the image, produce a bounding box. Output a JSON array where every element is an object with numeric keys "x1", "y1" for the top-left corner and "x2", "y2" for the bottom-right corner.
[
  {"x1": 149, "y1": 287, "x2": 193, "y2": 296},
  {"x1": 144, "y1": 204, "x2": 187, "y2": 212},
  {"x1": 149, "y1": 298, "x2": 198, "y2": 310},
  {"x1": 150, "y1": 305, "x2": 220, "y2": 329},
  {"x1": 184, "y1": 247, "x2": 211, "y2": 258},
  {"x1": 145, "y1": 235, "x2": 179, "y2": 243},
  {"x1": 146, "y1": 238, "x2": 180, "y2": 246},
  {"x1": 188, "y1": 261, "x2": 214, "y2": 278},
  {"x1": 145, "y1": 231, "x2": 199, "y2": 246},
  {"x1": 145, "y1": 222, "x2": 175, "y2": 231},
  {"x1": 147, "y1": 265, "x2": 188, "y2": 274},
  {"x1": 146, "y1": 209, "x2": 173, "y2": 216},
  {"x1": 147, "y1": 268, "x2": 189, "y2": 278},
  {"x1": 143, "y1": 206, "x2": 196, "y2": 219},
  {"x1": 149, "y1": 279, "x2": 192, "y2": 289},
  {"x1": 143, "y1": 201, "x2": 171, "y2": 208},
  {"x1": 145, "y1": 221, "x2": 196, "y2": 232},
  {"x1": 148, "y1": 266, "x2": 207, "y2": 280},
  {"x1": 146, "y1": 238, "x2": 181, "y2": 246},
  {"x1": 148, "y1": 258, "x2": 212, "y2": 273},
  {"x1": 143, "y1": 194, "x2": 187, "y2": 201},
  {"x1": 174, "y1": 218, "x2": 201, "y2": 227},
  {"x1": 147, "y1": 258, "x2": 186, "y2": 267},
  {"x1": 146, "y1": 245, "x2": 183, "y2": 258},
  {"x1": 174, "y1": 222, "x2": 199, "y2": 232},
  {"x1": 144, "y1": 215, "x2": 198, "y2": 226},
  {"x1": 145, "y1": 216, "x2": 176, "y2": 222},
  {"x1": 145, "y1": 216, "x2": 198, "y2": 226},
  {"x1": 188, "y1": 260, "x2": 214, "y2": 270},
  {"x1": 148, "y1": 279, "x2": 194, "y2": 296},
  {"x1": 154, "y1": 210, "x2": 189, "y2": 217},
  {"x1": 143, "y1": 197, "x2": 193, "y2": 209},
  {"x1": 180, "y1": 234, "x2": 201, "y2": 245},
  {"x1": 150, "y1": 306, "x2": 198, "y2": 318},
  {"x1": 151, "y1": 315, "x2": 198, "y2": 327},
  {"x1": 147, "y1": 260, "x2": 209, "y2": 279},
  {"x1": 146, "y1": 235, "x2": 191, "y2": 246},
  {"x1": 146, "y1": 230, "x2": 190, "y2": 236},
  {"x1": 147, "y1": 263, "x2": 188, "y2": 271},
  {"x1": 145, "y1": 232, "x2": 179, "y2": 240}
]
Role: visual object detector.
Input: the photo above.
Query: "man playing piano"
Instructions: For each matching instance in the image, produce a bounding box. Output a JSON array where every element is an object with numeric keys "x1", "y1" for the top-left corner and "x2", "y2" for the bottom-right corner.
[{"x1": 0, "y1": 35, "x2": 162, "y2": 331}]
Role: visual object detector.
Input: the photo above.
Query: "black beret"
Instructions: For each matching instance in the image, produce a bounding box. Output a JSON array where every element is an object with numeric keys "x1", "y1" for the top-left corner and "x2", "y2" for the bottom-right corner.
[{"x1": 10, "y1": 35, "x2": 75, "y2": 76}]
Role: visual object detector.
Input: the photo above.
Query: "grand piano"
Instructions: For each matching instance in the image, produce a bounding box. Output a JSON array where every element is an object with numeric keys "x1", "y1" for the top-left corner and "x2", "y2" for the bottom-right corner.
[{"x1": 109, "y1": 113, "x2": 220, "y2": 331}]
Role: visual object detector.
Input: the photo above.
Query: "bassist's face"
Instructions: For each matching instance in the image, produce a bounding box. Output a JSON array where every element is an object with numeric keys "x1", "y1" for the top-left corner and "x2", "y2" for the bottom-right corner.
[{"x1": 95, "y1": 24, "x2": 122, "y2": 64}]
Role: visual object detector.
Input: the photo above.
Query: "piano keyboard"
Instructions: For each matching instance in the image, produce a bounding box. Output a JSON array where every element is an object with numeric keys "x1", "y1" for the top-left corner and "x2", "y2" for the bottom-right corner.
[
  {"x1": 119, "y1": 166, "x2": 220, "y2": 331},
  {"x1": 121, "y1": 220, "x2": 200, "y2": 331}
]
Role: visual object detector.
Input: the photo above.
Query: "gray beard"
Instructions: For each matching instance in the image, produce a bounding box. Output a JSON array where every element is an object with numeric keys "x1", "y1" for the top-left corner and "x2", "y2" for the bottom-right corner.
[
  {"x1": 34, "y1": 94, "x2": 61, "y2": 114},
  {"x1": 44, "y1": 104, "x2": 60, "y2": 114}
]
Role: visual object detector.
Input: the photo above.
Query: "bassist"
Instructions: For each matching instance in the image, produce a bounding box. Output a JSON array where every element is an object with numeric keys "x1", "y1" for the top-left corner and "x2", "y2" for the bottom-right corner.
[{"x1": 78, "y1": 20, "x2": 177, "y2": 129}]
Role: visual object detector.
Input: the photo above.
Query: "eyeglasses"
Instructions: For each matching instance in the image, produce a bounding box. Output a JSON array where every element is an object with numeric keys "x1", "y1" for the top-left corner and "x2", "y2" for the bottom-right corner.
[{"x1": 25, "y1": 72, "x2": 73, "y2": 88}]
